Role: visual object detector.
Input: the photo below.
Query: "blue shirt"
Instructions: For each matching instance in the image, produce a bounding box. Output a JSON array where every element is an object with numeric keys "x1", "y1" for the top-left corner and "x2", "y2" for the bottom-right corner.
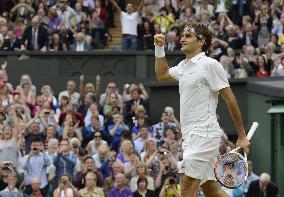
[
  {"x1": 108, "y1": 186, "x2": 133, "y2": 197},
  {"x1": 53, "y1": 153, "x2": 77, "y2": 180},
  {"x1": 108, "y1": 124, "x2": 128, "y2": 142}
]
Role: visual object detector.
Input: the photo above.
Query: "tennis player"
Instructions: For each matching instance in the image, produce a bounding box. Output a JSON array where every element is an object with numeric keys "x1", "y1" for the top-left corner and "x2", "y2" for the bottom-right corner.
[{"x1": 154, "y1": 20, "x2": 250, "y2": 197}]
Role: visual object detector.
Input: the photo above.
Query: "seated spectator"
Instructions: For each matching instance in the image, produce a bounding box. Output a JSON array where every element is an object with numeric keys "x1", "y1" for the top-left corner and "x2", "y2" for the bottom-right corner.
[
  {"x1": 247, "y1": 172, "x2": 279, "y2": 197},
  {"x1": 92, "y1": 143, "x2": 110, "y2": 169},
  {"x1": 133, "y1": 176, "x2": 155, "y2": 197},
  {"x1": 55, "y1": 24, "x2": 74, "y2": 49},
  {"x1": 103, "y1": 92, "x2": 123, "y2": 119},
  {"x1": 79, "y1": 172, "x2": 105, "y2": 197},
  {"x1": 0, "y1": 162, "x2": 23, "y2": 191},
  {"x1": 55, "y1": 96, "x2": 69, "y2": 121},
  {"x1": 21, "y1": 15, "x2": 48, "y2": 52},
  {"x1": 256, "y1": 55, "x2": 269, "y2": 77},
  {"x1": 108, "y1": 173, "x2": 133, "y2": 197},
  {"x1": 2, "y1": 30, "x2": 21, "y2": 51},
  {"x1": 69, "y1": 32, "x2": 92, "y2": 52},
  {"x1": 48, "y1": 8, "x2": 62, "y2": 33},
  {"x1": 25, "y1": 178, "x2": 45, "y2": 197},
  {"x1": 55, "y1": 0, "x2": 76, "y2": 29},
  {"x1": 167, "y1": 140, "x2": 182, "y2": 163},
  {"x1": 131, "y1": 115, "x2": 152, "y2": 141},
  {"x1": 11, "y1": 0, "x2": 33, "y2": 23},
  {"x1": 165, "y1": 31, "x2": 181, "y2": 51},
  {"x1": 0, "y1": 172, "x2": 23, "y2": 197},
  {"x1": 83, "y1": 113, "x2": 105, "y2": 145},
  {"x1": 40, "y1": 85, "x2": 58, "y2": 108},
  {"x1": 62, "y1": 124, "x2": 83, "y2": 143},
  {"x1": 49, "y1": 33, "x2": 67, "y2": 51},
  {"x1": 53, "y1": 173, "x2": 80, "y2": 197},
  {"x1": 16, "y1": 74, "x2": 37, "y2": 97},
  {"x1": 130, "y1": 161, "x2": 155, "y2": 192}
]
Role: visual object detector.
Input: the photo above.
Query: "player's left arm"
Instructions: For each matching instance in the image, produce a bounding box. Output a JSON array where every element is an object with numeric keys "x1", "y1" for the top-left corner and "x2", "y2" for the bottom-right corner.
[{"x1": 220, "y1": 87, "x2": 250, "y2": 154}]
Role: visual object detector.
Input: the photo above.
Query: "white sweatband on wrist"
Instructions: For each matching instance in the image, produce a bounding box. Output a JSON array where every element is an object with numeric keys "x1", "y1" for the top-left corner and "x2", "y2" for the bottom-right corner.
[{"x1": 155, "y1": 44, "x2": 165, "y2": 58}]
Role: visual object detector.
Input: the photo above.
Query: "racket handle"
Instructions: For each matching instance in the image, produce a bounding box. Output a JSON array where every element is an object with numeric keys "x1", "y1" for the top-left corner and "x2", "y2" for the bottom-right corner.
[{"x1": 247, "y1": 122, "x2": 259, "y2": 140}]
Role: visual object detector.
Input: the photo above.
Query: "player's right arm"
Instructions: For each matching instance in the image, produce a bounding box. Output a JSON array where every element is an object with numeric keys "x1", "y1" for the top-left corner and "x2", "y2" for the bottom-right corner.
[{"x1": 154, "y1": 34, "x2": 176, "y2": 82}]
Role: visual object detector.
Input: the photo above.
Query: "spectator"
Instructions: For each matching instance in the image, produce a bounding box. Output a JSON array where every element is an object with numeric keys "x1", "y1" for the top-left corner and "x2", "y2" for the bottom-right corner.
[
  {"x1": 159, "y1": 176, "x2": 181, "y2": 197},
  {"x1": 79, "y1": 172, "x2": 105, "y2": 196},
  {"x1": 69, "y1": 32, "x2": 92, "y2": 52},
  {"x1": 21, "y1": 15, "x2": 49, "y2": 52},
  {"x1": 53, "y1": 139, "x2": 77, "y2": 184},
  {"x1": 10, "y1": 0, "x2": 33, "y2": 23},
  {"x1": 165, "y1": 31, "x2": 181, "y2": 51},
  {"x1": 48, "y1": 8, "x2": 62, "y2": 33},
  {"x1": 25, "y1": 178, "x2": 45, "y2": 197},
  {"x1": 53, "y1": 173, "x2": 80, "y2": 197},
  {"x1": 122, "y1": 83, "x2": 149, "y2": 103},
  {"x1": 75, "y1": 156, "x2": 104, "y2": 189},
  {"x1": 247, "y1": 172, "x2": 279, "y2": 197},
  {"x1": 0, "y1": 125, "x2": 19, "y2": 165},
  {"x1": 243, "y1": 160, "x2": 259, "y2": 194},
  {"x1": 86, "y1": 131, "x2": 107, "y2": 155},
  {"x1": 99, "y1": 82, "x2": 123, "y2": 109},
  {"x1": 108, "y1": 173, "x2": 133, "y2": 197},
  {"x1": 124, "y1": 151, "x2": 139, "y2": 178},
  {"x1": 2, "y1": 30, "x2": 21, "y2": 51},
  {"x1": 109, "y1": 0, "x2": 144, "y2": 50},
  {"x1": 55, "y1": 24, "x2": 74, "y2": 49},
  {"x1": 92, "y1": 143, "x2": 110, "y2": 169},
  {"x1": 256, "y1": 55, "x2": 269, "y2": 77},
  {"x1": 271, "y1": 56, "x2": 284, "y2": 76},
  {"x1": 107, "y1": 113, "x2": 129, "y2": 145},
  {"x1": 124, "y1": 88, "x2": 150, "y2": 126},
  {"x1": 0, "y1": 172, "x2": 23, "y2": 197},
  {"x1": 23, "y1": 138, "x2": 50, "y2": 195},
  {"x1": 152, "y1": 7, "x2": 175, "y2": 34},
  {"x1": 130, "y1": 161, "x2": 155, "y2": 192},
  {"x1": 116, "y1": 139, "x2": 134, "y2": 163},
  {"x1": 16, "y1": 74, "x2": 37, "y2": 96},
  {"x1": 49, "y1": 33, "x2": 68, "y2": 51},
  {"x1": 134, "y1": 125, "x2": 151, "y2": 154},
  {"x1": 55, "y1": 0, "x2": 76, "y2": 29},
  {"x1": 133, "y1": 176, "x2": 155, "y2": 197},
  {"x1": 58, "y1": 80, "x2": 80, "y2": 107}
]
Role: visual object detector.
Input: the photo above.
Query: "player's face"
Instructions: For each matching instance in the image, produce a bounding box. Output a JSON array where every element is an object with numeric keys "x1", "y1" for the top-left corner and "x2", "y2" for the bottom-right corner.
[{"x1": 180, "y1": 30, "x2": 201, "y2": 54}]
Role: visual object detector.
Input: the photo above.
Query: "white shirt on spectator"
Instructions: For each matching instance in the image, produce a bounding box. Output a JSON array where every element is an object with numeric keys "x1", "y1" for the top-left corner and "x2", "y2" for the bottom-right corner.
[
  {"x1": 134, "y1": 137, "x2": 149, "y2": 153},
  {"x1": 56, "y1": 6, "x2": 76, "y2": 29},
  {"x1": 83, "y1": 0, "x2": 95, "y2": 10},
  {"x1": 76, "y1": 42, "x2": 84, "y2": 51},
  {"x1": 58, "y1": 90, "x2": 80, "y2": 106},
  {"x1": 169, "y1": 52, "x2": 229, "y2": 139},
  {"x1": 120, "y1": 12, "x2": 139, "y2": 36}
]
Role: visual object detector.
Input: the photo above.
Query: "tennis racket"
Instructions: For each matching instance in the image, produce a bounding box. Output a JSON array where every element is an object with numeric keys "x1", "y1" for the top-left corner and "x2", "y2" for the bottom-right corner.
[{"x1": 214, "y1": 122, "x2": 259, "y2": 188}]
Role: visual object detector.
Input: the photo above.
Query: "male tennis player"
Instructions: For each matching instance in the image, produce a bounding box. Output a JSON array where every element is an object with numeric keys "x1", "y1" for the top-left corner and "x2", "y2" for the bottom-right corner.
[{"x1": 154, "y1": 21, "x2": 250, "y2": 197}]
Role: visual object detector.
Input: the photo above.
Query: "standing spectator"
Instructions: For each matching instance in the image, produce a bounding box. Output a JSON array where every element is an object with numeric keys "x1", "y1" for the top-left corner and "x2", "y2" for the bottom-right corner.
[
  {"x1": 108, "y1": 173, "x2": 133, "y2": 197},
  {"x1": 109, "y1": 0, "x2": 144, "y2": 50},
  {"x1": 10, "y1": 0, "x2": 33, "y2": 23},
  {"x1": 108, "y1": 113, "x2": 129, "y2": 146},
  {"x1": 247, "y1": 173, "x2": 279, "y2": 197},
  {"x1": 48, "y1": 8, "x2": 62, "y2": 33},
  {"x1": 24, "y1": 122, "x2": 46, "y2": 153},
  {"x1": 79, "y1": 172, "x2": 105, "y2": 197},
  {"x1": 254, "y1": 5, "x2": 272, "y2": 50},
  {"x1": 53, "y1": 139, "x2": 77, "y2": 183},
  {"x1": 152, "y1": 7, "x2": 175, "y2": 34},
  {"x1": 0, "y1": 125, "x2": 19, "y2": 165},
  {"x1": 99, "y1": 82, "x2": 122, "y2": 109},
  {"x1": 124, "y1": 88, "x2": 150, "y2": 126},
  {"x1": 58, "y1": 80, "x2": 80, "y2": 107},
  {"x1": 69, "y1": 32, "x2": 92, "y2": 52},
  {"x1": 55, "y1": 0, "x2": 76, "y2": 29},
  {"x1": 21, "y1": 15, "x2": 49, "y2": 52},
  {"x1": 23, "y1": 138, "x2": 50, "y2": 195}
]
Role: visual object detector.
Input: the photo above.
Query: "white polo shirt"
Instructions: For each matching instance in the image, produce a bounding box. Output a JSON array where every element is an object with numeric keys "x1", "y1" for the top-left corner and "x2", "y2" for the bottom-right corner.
[
  {"x1": 169, "y1": 52, "x2": 229, "y2": 139},
  {"x1": 120, "y1": 11, "x2": 139, "y2": 35}
]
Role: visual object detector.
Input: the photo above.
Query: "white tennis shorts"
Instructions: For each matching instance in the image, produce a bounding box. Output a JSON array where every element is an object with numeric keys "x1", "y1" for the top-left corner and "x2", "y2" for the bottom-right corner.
[{"x1": 178, "y1": 134, "x2": 221, "y2": 185}]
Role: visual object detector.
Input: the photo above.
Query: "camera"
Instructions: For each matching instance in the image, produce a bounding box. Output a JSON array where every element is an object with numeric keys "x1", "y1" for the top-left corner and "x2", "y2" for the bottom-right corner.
[
  {"x1": 44, "y1": 111, "x2": 50, "y2": 115},
  {"x1": 32, "y1": 147, "x2": 38, "y2": 151},
  {"x1": 169, "y1": 178, "x2": 175, "y2": 185}
]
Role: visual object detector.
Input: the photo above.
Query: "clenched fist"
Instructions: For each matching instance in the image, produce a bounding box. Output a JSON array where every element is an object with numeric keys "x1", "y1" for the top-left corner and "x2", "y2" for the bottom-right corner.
[{"x1": 154, "y1": 34, "x2": 165, "y2": 47}]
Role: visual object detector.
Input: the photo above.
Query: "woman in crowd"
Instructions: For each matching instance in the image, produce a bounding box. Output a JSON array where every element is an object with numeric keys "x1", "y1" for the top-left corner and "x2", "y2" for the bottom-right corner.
[
  {"x1": 53, "y1": 173, "x2": 80, "y2": 197},
  {"x1": 86, "y1": 131, "x2": 107, "y2": 155},
  {"x1": 116, "y1": 139, "x2": 134, "y2": 164},
  {"x1": 133, "y1": 176, "x2": 156, "y2": 197},
  {"x1": 130, "y1": 161, "x2": 155, "y2": 192}
]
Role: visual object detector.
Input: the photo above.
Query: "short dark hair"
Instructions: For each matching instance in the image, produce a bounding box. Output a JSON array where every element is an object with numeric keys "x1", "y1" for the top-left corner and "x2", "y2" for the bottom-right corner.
[
  {"x1": 32, "y1": 137, "x2": 41, "y2": 144},
  {"x1": 184, "y1": 20, "x2": 212, "y2": 52},
  {"x1": 137, "y1": 176, "x2": 148, "y2": 187}
]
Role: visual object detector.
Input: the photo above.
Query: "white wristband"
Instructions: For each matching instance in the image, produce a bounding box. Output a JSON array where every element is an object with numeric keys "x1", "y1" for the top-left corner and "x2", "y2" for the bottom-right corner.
[{"x1": 155, "y1": 44, "x2": 165, "y2": 58}]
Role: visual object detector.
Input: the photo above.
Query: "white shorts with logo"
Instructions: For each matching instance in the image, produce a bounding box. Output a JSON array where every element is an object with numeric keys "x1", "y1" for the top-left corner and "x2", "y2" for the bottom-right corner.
[{"x1": 178, "y1": 134, "x2": 221, "y2": 185}]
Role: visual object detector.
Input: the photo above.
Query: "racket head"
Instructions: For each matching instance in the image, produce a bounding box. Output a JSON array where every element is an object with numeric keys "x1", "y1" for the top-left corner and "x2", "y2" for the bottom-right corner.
[{"x1": 214, "y1": 152, "x2": 248, "y2": 188}]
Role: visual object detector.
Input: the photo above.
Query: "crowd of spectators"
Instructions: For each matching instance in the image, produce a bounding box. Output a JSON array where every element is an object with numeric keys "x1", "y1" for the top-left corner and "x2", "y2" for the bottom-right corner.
[
  {"x1": 0, "y1": 60, "x2": 279, "y2": 197},
  {"x1": 1, "y1": 0, "x2": 284, "y2": 78}
]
